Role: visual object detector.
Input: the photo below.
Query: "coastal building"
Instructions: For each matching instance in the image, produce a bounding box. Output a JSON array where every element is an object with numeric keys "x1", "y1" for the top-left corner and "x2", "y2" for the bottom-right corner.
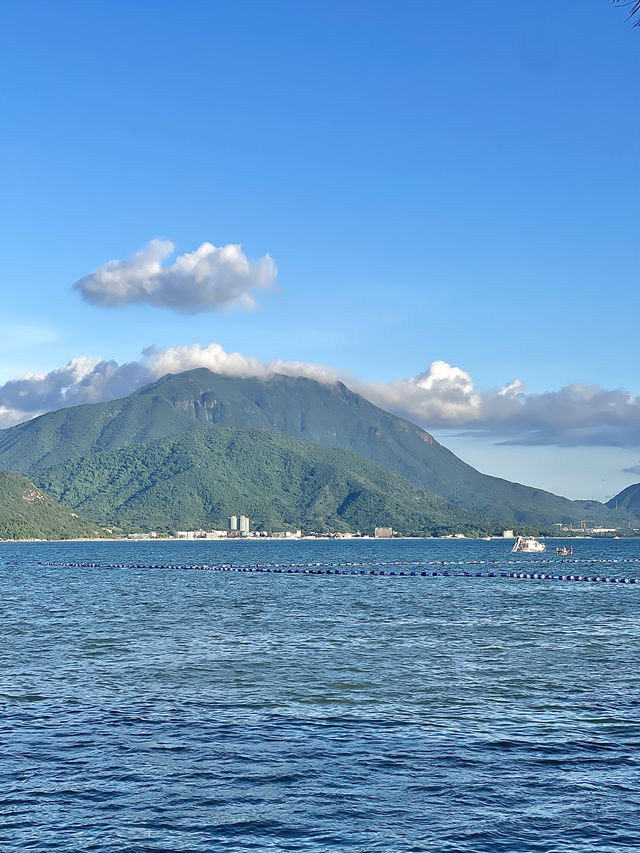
[
  {"x1": 374, "y1": 526, "x2": 393, "y2": 538},
  {"x1": 239, "y1": 515, "x2": 250, "y2": 535},
  {"x1": 176, "y1": 529, "x2": 228, "y2": 539},
  {"x1": 229, "y1": 515, "x2": 238, "y2": 531}
]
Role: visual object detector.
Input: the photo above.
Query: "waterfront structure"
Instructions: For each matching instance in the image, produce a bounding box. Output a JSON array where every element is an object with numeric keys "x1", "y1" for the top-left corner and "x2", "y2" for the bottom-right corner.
[
  {"x1": 229, "y1": 515, "x2": 238, "y2": 531},
  {"x1": 176, "y1": 530, "x2": 228, "y2": 539},
  {"x1": 374, "y1": 526, "x2": 393, "y2": 538},
  {"x1": 239, "y1": 515, "x2": 250, "y2": 535}
]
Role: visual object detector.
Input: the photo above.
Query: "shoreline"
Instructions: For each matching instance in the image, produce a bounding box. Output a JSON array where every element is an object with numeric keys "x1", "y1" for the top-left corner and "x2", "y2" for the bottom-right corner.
[{"x1": 1, "y1": 535, "x2": 637, "y2": 544}]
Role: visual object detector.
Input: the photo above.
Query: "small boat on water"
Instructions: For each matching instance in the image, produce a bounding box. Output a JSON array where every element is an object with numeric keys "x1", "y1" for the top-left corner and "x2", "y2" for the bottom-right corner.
[
  {"x1": 556, "y1": 545, "x2": 573, "y2": 556},
  {"x1": 511, "y1": 535, "x2": 546, "y2": 553}
]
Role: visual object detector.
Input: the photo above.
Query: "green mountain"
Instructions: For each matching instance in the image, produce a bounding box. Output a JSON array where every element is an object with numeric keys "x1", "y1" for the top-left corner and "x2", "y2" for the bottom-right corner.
[
  {"x1": 0, "y1": 471, "x2": 101, "y2": 540},
  {"x1": 0, "y1": 369, "x2": 628, "y2": 527},
  {"x1": 33, "y1": 426, "x2": 496, "y2": 535},
  {"x1": 606, "y1": 483, "x2": 640, "y2": 519}
]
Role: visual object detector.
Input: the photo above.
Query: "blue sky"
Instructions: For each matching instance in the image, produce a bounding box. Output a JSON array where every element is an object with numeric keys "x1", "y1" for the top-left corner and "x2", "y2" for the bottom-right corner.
[{"x1": 0, "y1": 1, "x2": 638, "y2": 500}]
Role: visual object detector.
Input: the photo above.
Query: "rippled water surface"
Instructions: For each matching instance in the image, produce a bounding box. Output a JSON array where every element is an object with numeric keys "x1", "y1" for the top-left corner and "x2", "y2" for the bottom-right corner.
[{"x1": 2, "y1": 538, "x2": 640, "y2": 852}]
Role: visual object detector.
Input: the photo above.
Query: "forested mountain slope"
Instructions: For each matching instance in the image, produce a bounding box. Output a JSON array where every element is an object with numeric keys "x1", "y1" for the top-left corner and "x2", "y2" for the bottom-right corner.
[
  {"x1": 34, "y1": 426, "x2": 497, "y2": 535},
  {"x1": 0, "y1": 471, "x2": 101, "y2": 540}
]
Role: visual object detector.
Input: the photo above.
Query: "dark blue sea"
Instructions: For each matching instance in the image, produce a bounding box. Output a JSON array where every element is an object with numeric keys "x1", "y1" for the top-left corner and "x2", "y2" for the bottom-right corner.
[{"x1": 1, "y1": 538, "x2": 640, "y2": 852}]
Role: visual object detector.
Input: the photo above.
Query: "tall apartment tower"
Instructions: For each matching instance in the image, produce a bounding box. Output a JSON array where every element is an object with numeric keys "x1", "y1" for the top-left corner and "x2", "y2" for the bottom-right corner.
[
  {"x1": 239, "y1": 515, "x2": 250, "y2": 535},
  {"x1": 229, "y1": 515, "x2": 238, "y2": 531}
]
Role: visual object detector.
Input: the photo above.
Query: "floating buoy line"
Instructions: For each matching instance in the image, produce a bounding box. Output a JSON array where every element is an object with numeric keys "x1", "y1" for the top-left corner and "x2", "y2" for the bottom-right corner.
[{"x1": 2, "y1": 556, "x2": 640, "y2": 584}]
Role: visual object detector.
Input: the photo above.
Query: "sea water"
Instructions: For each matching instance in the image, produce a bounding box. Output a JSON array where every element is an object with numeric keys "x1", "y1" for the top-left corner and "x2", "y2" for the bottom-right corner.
[{"x1": 1, "y1": 538, "x2": 640, "y2": 852}]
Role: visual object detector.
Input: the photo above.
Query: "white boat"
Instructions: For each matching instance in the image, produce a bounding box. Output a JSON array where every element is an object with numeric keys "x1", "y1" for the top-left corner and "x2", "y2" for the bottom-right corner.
[{"x1": 511, "y1": 535, "x2": 546, "y2": 553}]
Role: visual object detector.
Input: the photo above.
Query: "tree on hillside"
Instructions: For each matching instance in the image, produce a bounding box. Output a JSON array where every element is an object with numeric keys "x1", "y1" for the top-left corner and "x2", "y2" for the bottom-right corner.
[{"x1": 613, "y1": 0, "x2": 640, "y2": 26}]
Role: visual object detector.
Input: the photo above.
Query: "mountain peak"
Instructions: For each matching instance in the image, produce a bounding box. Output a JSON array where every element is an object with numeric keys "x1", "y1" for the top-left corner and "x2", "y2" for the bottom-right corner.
[{"x1": 606, "y1": 482, "x2": 640, "y2": 518}]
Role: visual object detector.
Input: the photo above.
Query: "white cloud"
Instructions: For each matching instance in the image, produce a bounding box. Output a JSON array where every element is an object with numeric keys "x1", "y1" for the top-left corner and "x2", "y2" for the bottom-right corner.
[
  {"x1": 0, "y1": 404, "x2": 35, "y2": 428},
  {"x1": 0, "y1": 356, "x2": 150, "y2": 423},
  {"x1": 143, "y1": 343, "x2": 348, "y2": 387},
  {"x1": 355, "y1": 367, "x2": 640, "y2": 447},
  {"x1": 74, "y1": 239, "x2": 277, "y2": 313},
  {"x1": 143, "y1": 343, "x2": 271, "y2": 380},
  {"x1": 352, "y1": 361, "x2": 482, "y2": 425},
  {"x1": 0, "y1": 344, "x2": 638, "y2": 448}
]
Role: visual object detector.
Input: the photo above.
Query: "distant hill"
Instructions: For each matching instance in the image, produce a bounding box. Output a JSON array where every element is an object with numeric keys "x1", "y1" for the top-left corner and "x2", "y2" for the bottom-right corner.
[
  {"x1": 606, "y1": 483, "x2": 640, "y2": 519},
  {"x1": 33, "y1": 426, "x2": 497, "y2": 535},
  {"x1": 0, "y1": 471, "x2": 101, "y2": 540},
  {"x1": 0, "y1": 369, "x2": 628, "y2": 528}
]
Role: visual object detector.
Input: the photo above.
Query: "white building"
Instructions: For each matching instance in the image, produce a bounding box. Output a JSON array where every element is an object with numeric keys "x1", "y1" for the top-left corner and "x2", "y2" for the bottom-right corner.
[{"x1": 374, "y1": 527, "x2": 393, "y2": 538}]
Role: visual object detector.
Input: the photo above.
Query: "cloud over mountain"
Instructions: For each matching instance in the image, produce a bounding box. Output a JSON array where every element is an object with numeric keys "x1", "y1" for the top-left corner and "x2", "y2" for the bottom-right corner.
[
  {"x1": 0, "y1": 343, "x2": 638, "y2": 448},
  {"x1": 74, "y1": 240, "x2": 277, "y2": 313},
  {"x1": 0, "y1": 357, "x2": 150, "y2": 427},
  {"x1": 358, "y1": 364, "x2": 640, "y2": 448}
]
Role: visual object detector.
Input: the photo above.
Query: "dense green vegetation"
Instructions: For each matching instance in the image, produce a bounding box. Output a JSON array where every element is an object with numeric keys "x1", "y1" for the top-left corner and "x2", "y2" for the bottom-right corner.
[
  {"x1": 0, "y1": 369, "x2": 630, "y2": 529},
  {"x1": 0, "y1": 471, "x2": 101, "y2": 540},
  {"x1": 607, "y1": 483, "x2": 640, "y2": 519},
  {"x1": 34, "y1": 426, "x2": 506, "y2": 536}
]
